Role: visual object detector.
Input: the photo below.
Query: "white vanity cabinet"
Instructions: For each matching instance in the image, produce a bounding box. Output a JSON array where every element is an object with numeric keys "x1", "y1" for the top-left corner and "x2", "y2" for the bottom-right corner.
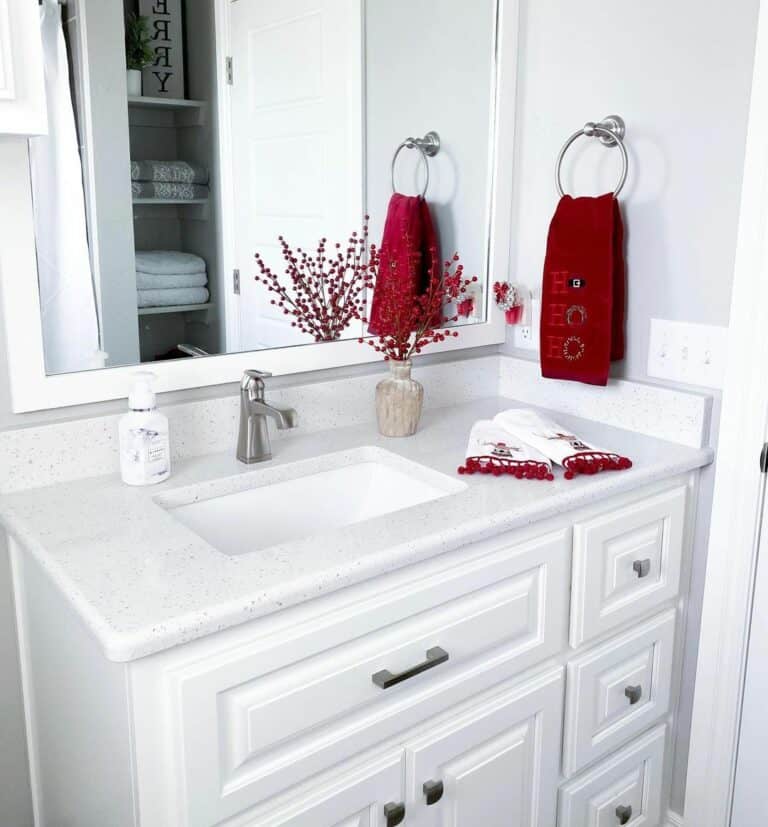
[{"x1": 10, "y1": 475, "x2": 694, "y2": 827}]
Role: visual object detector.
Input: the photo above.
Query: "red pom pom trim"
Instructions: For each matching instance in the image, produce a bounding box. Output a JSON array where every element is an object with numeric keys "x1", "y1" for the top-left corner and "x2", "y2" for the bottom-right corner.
[
  {"x1": 457, "y1": 456, "x2": 553, "y2": 481},
  {"x1": 561, "y1": 452, "x2": 632, "y2": 479}
]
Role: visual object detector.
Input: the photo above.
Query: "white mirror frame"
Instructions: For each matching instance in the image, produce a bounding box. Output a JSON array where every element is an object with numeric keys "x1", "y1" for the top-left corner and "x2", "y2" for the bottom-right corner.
[{"x1": 0, "y1": 0, "x2": 517, "y2": 413}]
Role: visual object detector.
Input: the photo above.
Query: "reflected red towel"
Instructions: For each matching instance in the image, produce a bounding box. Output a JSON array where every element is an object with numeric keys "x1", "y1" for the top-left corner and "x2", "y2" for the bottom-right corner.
[
  {"x1": 540, "y1": 194, "x2": 626, "y2": 386},
  {"x1": 368, "y1": 194, "x2": 440, "y2": 335}
]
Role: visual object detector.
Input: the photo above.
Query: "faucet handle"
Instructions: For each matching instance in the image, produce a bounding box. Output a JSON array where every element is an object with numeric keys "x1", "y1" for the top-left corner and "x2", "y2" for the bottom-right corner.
[
  {"x1": 243, "y1": 369, "x2": 272, "y2": 381},
  {"x1": 241, "y1": 369, "x2": 272, "y2": 400}
]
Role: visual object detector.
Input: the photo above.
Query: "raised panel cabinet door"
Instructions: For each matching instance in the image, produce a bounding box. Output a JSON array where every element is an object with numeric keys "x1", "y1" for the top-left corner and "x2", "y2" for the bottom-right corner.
[
  {"x1": 404, "y1": 667, "x2": 565, "y2": 827},
  {"x1": 225, "y1": 753, "x2": 405, "y2": 827},
  {"x1": 0, "y1": 0, "x2": 47, "y2": 134}
]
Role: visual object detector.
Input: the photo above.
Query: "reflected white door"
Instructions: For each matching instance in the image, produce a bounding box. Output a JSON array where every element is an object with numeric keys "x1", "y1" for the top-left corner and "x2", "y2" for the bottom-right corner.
[{"x1": 229, "y1": 0, "x2": 364, "y2": 352}]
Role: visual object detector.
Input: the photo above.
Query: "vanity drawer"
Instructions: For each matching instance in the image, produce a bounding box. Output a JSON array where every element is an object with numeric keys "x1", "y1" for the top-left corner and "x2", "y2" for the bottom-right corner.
[
  {"x1": 570, "y1": 486, "x2": 686, "y2": 647},
  {"x1": 169, "y1": 530, "x2": 569, "y2": 826},
  {"x1": 559, "y1": 725, "x2": 666, "y2": 827},
  {"x1": 563, "y1": 609, "x2": 676, "y2": 776}
]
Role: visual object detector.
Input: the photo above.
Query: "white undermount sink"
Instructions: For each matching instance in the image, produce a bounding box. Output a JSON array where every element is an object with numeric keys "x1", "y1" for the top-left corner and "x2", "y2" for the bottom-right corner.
[{"x1": 160, "y1": 447, "x2": 466, "y2": 556}]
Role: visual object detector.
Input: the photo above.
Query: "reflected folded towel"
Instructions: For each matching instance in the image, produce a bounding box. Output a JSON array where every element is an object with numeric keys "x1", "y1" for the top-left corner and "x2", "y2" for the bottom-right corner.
[
  {"x1": 137, "y1": 287, "x2": 210, "y2": 308},
  {"x1": 132, "y1": 182, "x2": 209, "y2": 201},
  {"x1": 130, "y1": 160, "x2": 209, "y2": 185},
  {"x1": 135, "y1": 250, "x2": 206, "y2": 275},
  {"x1": 136, "y1": 271, "x2": 208, "y2": 290}
]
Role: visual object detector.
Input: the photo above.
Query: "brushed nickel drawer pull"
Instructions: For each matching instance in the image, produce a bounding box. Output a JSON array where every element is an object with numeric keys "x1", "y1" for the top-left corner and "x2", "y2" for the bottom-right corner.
[
  {"x1": 384, "y1": 801, "x2": 406, "y2": 827},
  {"x1": 372, "y1": 646, "x2": 449, "y2": 689},
  {"x1": 632, "y1": 558, "x2": 651, "y2": 578},
  {"x1": 423, "y1": 779, "x2": 444, "y2": 805},
  {"x1": 625, "y1": 684, "x2": 643, "y2": 705},
  {"x1": 616, "y1": 803, "x2": 633, "y2": 824}
]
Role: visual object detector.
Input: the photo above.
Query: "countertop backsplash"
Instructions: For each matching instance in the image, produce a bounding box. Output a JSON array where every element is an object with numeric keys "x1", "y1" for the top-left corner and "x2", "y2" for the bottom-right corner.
[{"x1": 0, "y1": 355, "x2": 711, "y2": 494}]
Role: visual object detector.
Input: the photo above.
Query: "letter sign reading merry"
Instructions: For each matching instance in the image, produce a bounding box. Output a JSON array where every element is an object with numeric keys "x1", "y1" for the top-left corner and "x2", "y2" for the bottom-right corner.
[{"x1": 139, "y1": 0, "x2": 186, "y2": 98}]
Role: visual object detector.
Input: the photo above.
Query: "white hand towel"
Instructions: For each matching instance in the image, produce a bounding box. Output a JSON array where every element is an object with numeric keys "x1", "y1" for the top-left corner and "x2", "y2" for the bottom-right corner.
[
  {"x1": 458, "y1": 419, "x2": 553, "y2": 480},
  {"x1": 493, "y1": 409, "x2": 632, "y2": 479}
]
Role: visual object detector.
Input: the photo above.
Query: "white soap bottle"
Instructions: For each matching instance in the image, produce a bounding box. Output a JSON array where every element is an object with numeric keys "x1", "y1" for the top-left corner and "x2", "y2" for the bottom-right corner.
[{"x1": 119, "y1": 372, "x2": 171, "y2": 486}]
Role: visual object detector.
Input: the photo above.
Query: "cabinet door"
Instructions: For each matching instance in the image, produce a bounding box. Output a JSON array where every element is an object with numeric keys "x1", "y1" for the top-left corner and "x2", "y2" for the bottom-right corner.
[
  {"x1": 233, "y1": 754, "x2": 404, "y2": 827},
  {"x1": 404, "y1": 668, "x2": 564, "y2": 827},
  {"x1": 0, "y1": 0, "x2": 47, "y2": 134}
]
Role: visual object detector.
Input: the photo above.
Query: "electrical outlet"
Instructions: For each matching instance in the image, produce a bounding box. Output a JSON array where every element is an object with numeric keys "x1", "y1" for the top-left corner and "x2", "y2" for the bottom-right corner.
[
  {"x1": 515, "y1": 325, "x2": 535, "y2": 348},
  {"x1": 647, "y1": 319, "x2": 728, "y2": 388}
]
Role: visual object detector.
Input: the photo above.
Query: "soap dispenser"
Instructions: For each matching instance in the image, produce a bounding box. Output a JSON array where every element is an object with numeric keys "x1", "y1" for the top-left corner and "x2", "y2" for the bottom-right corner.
[{"x1": 119, "y1": 372, "x2": 171, "y2": 486}]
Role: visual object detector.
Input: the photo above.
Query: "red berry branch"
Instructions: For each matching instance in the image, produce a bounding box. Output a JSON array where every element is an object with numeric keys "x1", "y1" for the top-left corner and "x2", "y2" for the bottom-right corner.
[
  {"x1": 254, "y1": 218, "x2": 379, "y2": 343},
  {"x1": 361, "y1": 242, "x2": 477, "y2": 361}
]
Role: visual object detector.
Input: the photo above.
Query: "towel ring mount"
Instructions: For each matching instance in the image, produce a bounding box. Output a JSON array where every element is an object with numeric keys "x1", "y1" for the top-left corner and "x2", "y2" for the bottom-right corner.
[
  {"x1": 555, "y1": 115, "x2": 628, "y2": 198},
  {"x1": 391, "y1": 131, "x2": 441, "y2": 198}
]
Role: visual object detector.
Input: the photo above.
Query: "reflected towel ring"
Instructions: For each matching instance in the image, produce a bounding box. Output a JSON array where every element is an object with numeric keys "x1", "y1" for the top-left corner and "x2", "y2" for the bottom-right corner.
[
  {"x1": 555, "y1": 115, "x2": 628, "y2": 198},
  {"x1": 391, "y1": 131, "x2": 441, "y2": 198}
]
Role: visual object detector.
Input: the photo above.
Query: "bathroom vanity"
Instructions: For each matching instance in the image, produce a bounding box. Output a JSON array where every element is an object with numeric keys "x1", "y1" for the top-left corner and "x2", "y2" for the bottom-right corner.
[{"x1": 0, "y1": 379, "x2": 711, "y2": 827}]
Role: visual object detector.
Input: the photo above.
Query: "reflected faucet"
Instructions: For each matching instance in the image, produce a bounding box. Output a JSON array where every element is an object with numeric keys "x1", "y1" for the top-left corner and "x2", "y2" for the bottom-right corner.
[{"x1": 237, "y1": 370, "x2": 298, "y2": 464}]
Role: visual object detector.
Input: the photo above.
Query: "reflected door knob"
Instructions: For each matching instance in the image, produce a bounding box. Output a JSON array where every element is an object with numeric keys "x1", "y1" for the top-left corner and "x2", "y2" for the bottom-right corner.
[
  {"x1": 384, "y1": 802, "x2": 406, "y2": 827},
  {"x1": 616, "y1": 803, "x2": 633, "y2": 824}
]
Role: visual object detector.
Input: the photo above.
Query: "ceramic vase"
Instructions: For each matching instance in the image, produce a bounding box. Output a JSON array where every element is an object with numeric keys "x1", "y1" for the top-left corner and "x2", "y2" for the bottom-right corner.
[
  {"x1": 126, "y1": 69, "x2": 142, "y2": 97},
  {"x1": 375, "y1": 360, "x2": 424, "y2": 437}
]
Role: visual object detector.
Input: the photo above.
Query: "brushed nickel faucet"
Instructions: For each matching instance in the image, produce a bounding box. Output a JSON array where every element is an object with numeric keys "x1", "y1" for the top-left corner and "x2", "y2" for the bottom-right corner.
[{"x1": 237, "y1": 370, "x2": 298, "y2": 464}]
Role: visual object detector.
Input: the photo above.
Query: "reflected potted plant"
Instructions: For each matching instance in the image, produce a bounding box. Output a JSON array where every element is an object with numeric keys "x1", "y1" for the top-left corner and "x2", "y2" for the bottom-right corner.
[
  {"x1": 361, "y1": 248, "x2": 477, "y2": 437},
  {"x1": 254, "y1": 218, "x2": 378, "y2": 342},
  {"x1": 125, "y1": 13, "x2": 154, "y2": 97}
]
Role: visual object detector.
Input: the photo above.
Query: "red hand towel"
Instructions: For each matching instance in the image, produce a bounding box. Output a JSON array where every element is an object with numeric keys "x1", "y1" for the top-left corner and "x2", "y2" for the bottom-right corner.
[
  {"x1": 540, "y1": 194, "x2": 626, "y2": 386},
  {"x1": 368, "y1": 194, "x2": 440, "y2": 335}
]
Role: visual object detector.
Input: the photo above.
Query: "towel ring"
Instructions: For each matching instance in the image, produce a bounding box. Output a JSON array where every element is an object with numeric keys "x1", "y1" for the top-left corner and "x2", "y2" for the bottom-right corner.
[
  {"x1": 391, "y1": 131, "x2": 441, "y2": 198},
  {"x1": 555, "y1": 115, "x2": 628, "y2": 198}
]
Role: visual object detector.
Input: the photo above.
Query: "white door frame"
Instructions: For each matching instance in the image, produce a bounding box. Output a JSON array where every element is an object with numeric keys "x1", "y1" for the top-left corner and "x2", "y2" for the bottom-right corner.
[{"x1": 684, "y1": 1, "x2": 768, "y2": 823}]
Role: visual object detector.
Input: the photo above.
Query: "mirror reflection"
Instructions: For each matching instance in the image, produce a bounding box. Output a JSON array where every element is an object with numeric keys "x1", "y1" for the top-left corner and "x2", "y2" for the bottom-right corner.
[{"x1": 30, "y1": 0, "x2": 497, "y2": 375}]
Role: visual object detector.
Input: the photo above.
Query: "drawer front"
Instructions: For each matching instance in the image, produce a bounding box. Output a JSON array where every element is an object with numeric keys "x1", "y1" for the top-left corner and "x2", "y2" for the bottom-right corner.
[
  {"x1": 563, "y1": 610, "x2": 675, "y2": 776},
  {"x1": 570, "y1": 486, "x2": 686, "y2": 647},
  {"x1": 171, "y1": 530, "x2": 569, "y2": 826},
  {"x1": 559, "y1": 725, "x2": 666, "y2": 827}
]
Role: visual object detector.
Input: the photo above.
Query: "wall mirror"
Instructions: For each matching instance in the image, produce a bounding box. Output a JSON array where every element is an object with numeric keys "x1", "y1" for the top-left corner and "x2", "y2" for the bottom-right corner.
[{"x1": 3, "y1": 0, "x2": 516, "y2": 410}]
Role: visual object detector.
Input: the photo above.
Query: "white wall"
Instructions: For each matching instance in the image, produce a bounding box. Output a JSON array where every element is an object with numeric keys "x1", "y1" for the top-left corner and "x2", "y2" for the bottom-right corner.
[
  {"x1": 504, "y1": 0, "x2": 759, "y2": 813},
  {"x1": 505, "y1": 0, "x2": 757, "y2": 381}
]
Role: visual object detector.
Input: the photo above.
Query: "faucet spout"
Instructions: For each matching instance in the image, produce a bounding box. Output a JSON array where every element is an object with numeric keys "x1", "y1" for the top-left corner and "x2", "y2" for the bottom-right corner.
[{"x1": 251, "y1": 400, "x2": 298, "y2": 431}]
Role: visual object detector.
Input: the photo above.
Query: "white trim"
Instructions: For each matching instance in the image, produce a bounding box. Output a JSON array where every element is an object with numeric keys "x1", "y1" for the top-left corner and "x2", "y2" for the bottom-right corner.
[
  {"x1": 665, "y1": 811, "x2": 684, "y2": 827},
  {"x1": 0, "y1": 1, "x2": 516, "y2": 413},
  {"x1": 684, "y1": 2, "x2": 768, "y2": 825}
]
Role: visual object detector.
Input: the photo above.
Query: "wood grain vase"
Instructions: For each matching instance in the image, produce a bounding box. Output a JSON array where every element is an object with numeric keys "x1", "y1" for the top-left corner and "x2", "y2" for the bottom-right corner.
[{"x1": 375, "y1": 360, "x2": 424, "y2": 437}]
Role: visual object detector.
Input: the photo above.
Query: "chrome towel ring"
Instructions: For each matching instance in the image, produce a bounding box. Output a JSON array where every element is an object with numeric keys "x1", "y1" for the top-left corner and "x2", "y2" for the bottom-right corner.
[
  {"x1": 391, "y1": 131, "x2": 441, "y2": 198},
  {"x1": 555, "y1": 115, "x2": 628, "y2": 198}
]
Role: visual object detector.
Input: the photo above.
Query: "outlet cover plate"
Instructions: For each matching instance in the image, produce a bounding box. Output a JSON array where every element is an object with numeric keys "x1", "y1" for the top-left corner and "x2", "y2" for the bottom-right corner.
[{"x1": 647, "y1": 319, "x2": 728, "y2": 388}]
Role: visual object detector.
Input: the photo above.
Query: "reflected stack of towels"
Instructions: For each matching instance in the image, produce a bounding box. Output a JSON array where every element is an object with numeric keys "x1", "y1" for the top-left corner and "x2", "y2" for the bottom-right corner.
[
  {"x1": 136, "y1": 251, "x2": 210, "y2": 308},
  {"x1": 130, "y1": 160, "x2": 210, "y2": 201}
]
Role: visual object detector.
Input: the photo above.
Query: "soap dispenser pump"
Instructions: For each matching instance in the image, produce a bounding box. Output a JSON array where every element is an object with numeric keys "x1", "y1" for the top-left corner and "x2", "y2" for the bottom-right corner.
[{"x1": 119, "y1": 372, "x2": 171, "y2": 486}]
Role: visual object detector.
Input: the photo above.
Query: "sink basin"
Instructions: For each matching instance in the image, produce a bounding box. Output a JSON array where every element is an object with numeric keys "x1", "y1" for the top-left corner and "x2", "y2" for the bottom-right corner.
[{"x1": 161, "y1": 447, "x2": 466, "y2": 556}]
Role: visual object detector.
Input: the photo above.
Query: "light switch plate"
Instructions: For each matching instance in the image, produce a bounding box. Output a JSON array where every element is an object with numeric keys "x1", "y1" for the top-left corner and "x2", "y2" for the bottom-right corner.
[{"x1": 647, "y1": 319, "x2": 728, "y2": 388}]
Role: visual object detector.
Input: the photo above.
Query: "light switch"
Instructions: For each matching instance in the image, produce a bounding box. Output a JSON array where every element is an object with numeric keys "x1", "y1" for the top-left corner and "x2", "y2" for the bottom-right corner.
[{"x1": 647, "y1": 319, "x2": 728, "y2": 388}]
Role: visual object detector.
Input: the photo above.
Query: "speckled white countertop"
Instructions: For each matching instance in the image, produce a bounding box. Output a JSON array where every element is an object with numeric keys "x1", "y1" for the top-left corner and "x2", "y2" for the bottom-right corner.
[{"x1": 0, "y1": 396, "x2": 713, "y2": 662}]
